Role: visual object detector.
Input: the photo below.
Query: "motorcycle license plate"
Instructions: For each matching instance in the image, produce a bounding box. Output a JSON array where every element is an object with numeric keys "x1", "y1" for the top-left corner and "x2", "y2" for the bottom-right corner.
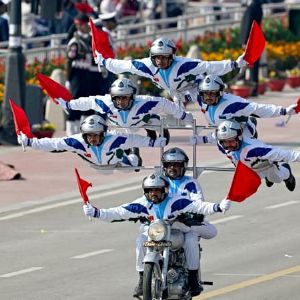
[{"x1": 143, "y1": 241, "x2": 172, "y2": 247}]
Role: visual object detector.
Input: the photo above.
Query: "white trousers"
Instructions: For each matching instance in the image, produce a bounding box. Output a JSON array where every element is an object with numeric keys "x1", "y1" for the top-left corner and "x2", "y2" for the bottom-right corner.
[{"x1": 258, "y1": 163, "x2": 290, "y2": 183}]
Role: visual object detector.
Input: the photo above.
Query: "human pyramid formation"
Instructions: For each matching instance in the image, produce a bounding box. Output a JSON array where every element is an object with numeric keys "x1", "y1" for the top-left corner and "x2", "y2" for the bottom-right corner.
[{"x1": 16, "y1": 37, "x2": 300, "y2": 298}]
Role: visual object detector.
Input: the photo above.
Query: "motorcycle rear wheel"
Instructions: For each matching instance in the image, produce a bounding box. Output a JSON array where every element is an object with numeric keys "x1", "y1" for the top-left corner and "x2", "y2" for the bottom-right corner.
[{"x1": 143, "y1": 262, "x2": 163, "y2": 300}]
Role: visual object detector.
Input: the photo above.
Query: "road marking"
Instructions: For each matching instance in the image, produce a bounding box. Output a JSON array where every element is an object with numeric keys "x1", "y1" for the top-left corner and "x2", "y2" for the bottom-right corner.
[
  {"x1": 71, "y1": 249, "x2": 113, "y2": 259},
  {"x1": 0, "y1": 267, "x2": 43, "y2": 278},
  {"x1": 195, "y1": 264, "x2": 300, "y2": 299},
  {"x1": 265, "y1": 201, "x2": 299, "y2": 210},
  {"x1": 0, "y1": 185, "x2": 140, "y2": 221},
  {"x1": 211, "y1": 215, "x2": 243, "y2": 225}
]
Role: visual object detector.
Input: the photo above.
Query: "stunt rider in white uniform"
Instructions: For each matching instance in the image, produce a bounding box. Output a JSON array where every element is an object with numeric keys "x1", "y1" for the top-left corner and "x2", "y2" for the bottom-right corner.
[
  {"x1": 56, "y1": 77, "x2": 194, "y2": 146},
  {"x1": 94, "y1": 37, "x2": 247, "y2": 106},
  {"x1": 83, "y1": 173, "x2": 231, "y2": 297},
  {"x1": 215, "y1": 120, "x2": 300, "y2": 190},
  {"x1": 192, "y1": 75, "x2": 298, "y2": 144},
  {"x1": 17, "y1": 115, "x2": 166, "y2": 170},
  {"x1": 134, "y1": 147, "x2": 218, "y2": 297}
]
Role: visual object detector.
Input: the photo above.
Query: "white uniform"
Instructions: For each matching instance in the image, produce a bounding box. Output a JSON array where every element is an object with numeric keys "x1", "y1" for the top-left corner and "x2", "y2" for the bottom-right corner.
[
  {"x1": 29, "y1": 133, "x2": 160, "y2": 168},
  {"x1": 198, "y1": 92, "x2": 287, "y2": 139},
  {"x1": 65, "y1": 94, "x2": 187, "y2": 133},
  {"x1": 96, "y1": 193, "x2": 222, "y2": 270},
  {"x1": 136, "y1": 175, "x2": 217, "y2": 272},
  {"x1": 226, "y1": 137, "x2": 300, "y2": 183},
  {"x1": 102, "y1": 56, "x2": 236, "y2": 104}
]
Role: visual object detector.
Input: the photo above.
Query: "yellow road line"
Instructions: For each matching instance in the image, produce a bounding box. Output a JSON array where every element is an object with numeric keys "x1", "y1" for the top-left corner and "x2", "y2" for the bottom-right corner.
[{"x1": 196, "y1": 265, "x2": 300, "y2": 299}]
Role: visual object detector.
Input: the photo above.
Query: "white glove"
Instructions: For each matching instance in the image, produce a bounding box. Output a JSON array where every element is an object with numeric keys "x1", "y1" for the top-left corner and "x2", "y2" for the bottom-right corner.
[
  {"x1": 83, "y1": 203, "x2": 99, "y2": 218},
  {"x1": 285, "y1": 104, "x2": 297, "y2": 115},
  {"x1": 56, "y1": 97, "x2": 68, "y2": 110},
  {"x1": 151, "y1": 137, "x2": 167, "y2": 148},
  {"x1": 94, "y1": 50, "x2": 104, "y2": 65},
  {"x1": 181, "y1": 112, "x2": 194, "y2": 124},
  {"x1": 17, "y1": 132, "x2": 31, "y2": 146},
  {"x1": 219, "y1": 199, "x2": 231, "y2": 213},
  {"x1": 236, "y1": 53, "x2": 247, "y2": 68}
]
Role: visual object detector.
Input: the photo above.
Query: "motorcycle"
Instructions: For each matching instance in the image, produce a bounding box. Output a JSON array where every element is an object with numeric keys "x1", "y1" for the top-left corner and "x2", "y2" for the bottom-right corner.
[{"x1": 142, "y1": 217, "x2": 213, "y2": 300}]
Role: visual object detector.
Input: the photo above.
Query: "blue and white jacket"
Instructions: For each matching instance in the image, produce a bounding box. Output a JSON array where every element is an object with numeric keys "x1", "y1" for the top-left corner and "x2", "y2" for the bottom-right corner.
[
  {"x1": 166, "y1": 175, "x2": 204, "y2": 201},
  {"x1": 102, "y1": 56, "x2": 235, "y2": 104},
  {"x1": 65, "y1": 94, "x2": 187, "y2": 132},
  {"x1": 197, "y1": 93, "x2": 286, "y2": 139},
  {"x1": 30, "y1": 133, "x2": 159, "y2": 167},
  {"x1": 97, "y1": 194, "x2": 220, "y2": 223},
  {"x1": 226, "y1": 137, "x2": 300, "y2": 173}
]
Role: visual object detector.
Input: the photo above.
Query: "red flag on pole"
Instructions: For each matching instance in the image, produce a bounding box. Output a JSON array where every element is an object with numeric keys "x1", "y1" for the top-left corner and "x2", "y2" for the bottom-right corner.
[
  {"x1": 9, "y1": 98, "x2": 35, "y2": 138},
  {"x1": 89, "y1": 18, "x2": 115, "y2": 59},
  {"x1": 244, "y1": 20, "x2": 266, "y2": 65},
  {"x1": 295, "y1": 97, "x2": 300, "y2": 113},
  {"x1": 75, "y1": 168, "x2": 93, "y2": 204},
  {"x1": 36, "y1": 73, "x2": 73, "y2": 103},
  {"x1": 227, "y1": 161, "x2": 261, "y2": 202}
]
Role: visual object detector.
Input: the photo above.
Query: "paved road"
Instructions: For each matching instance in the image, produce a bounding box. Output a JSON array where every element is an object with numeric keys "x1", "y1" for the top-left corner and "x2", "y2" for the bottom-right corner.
[
  {"x1": 0, "y1": 86, "x2": 299, "y2": 299},
  {"x1": 0, "y1": 164, "x2": 300, "y2": 300}
]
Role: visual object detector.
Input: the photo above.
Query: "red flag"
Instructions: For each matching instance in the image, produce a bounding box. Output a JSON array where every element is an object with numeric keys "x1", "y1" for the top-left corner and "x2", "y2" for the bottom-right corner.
[
  {"x1": 75, "y1": 2, "x2": 94, "y2": 14},
  {"x1": 89, "y1": 18, "x2": 115, "y2": 59},
  {"x1": 9, "y1": 98, "x2": 35, "y2": 138},
  {"x1": 227, "y1": 161, "x2": 261, "y2": 202},
  {"x1": 244, "y1": 20, "x2": 266, "y2": 65},
  {"x1": 295, "y1": 97, "x2": 300, "y2": 113},
  {"x1": 36, "y1": 73, "x2": 72, "y2": 103},
  {"x1": 75, "y1": 168, "x2": 92, "y2": 204}
]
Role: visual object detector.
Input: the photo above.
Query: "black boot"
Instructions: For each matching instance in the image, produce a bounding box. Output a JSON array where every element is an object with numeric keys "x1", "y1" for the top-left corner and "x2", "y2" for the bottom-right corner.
[
  {"x1": 282, "y1": 163, "x2": 296, "y2": 191},
  {"x1": 265, "y1": 178, "x2": 274, "y2": 187},
  {"x1": 188, "y1": 270, "x2": 203, "y2": 297},
  {"x1": 133, "y1": 272, "x2": 143, "y2": 298}
]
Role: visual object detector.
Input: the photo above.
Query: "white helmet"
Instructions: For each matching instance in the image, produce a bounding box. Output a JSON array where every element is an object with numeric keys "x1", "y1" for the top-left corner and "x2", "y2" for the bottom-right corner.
[
  {"x1": 216, "y1": 120, "x2": 243, "y2": 150},
  {"x1": 142, "y1": 173, "x2": 169, "y2": 203},
  {"x1": 199, "y1": 75, "x2": 225, "y2": 105},
  {"x1": 110, "y1": 78, "x2": 137, "y2": 110},
  {"x1": 150, "y1": 37, "x2": 176, "y2": 66},
  {"x1": 80, "y1": 115, "x2": 107, "y2": 144},
  {"x1": 162, "y1": 147, "x2": 189, "y2": 178}
]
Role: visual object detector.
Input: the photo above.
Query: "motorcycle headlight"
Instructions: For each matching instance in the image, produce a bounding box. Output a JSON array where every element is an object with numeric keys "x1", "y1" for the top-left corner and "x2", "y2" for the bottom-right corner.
[{"x1": 148, "y1": 220, "x2": 167, "y2": 241}]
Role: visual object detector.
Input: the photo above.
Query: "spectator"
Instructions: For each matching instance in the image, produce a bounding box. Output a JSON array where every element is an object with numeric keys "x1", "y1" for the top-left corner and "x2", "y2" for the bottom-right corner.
[
  {"x1": 0, "y1": 1, "x2": 8, "y2": 43},
  {"x1": 65, "y1": 13, "x2": 94, "y2": 135}
]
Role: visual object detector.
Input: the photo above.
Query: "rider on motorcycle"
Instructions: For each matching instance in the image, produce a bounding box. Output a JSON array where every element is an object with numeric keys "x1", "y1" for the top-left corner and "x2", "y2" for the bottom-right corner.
[{"x1": 83, "y1": 173, "x2": 231, "y2": 297}]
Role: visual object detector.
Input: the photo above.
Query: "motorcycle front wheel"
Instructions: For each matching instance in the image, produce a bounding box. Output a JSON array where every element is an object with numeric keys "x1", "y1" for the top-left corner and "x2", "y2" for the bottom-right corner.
[{"x1": 143, "y1": 262, "x2": 163, "y2": 300}]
